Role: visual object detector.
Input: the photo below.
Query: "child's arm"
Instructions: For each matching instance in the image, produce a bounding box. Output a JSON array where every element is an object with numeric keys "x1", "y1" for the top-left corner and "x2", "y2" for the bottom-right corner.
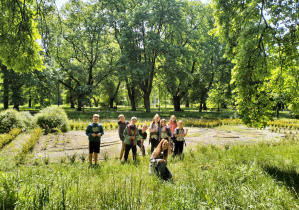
[
  {"x1": 98, "y1": 125, "x2": 104, "y2": 137},
  {"x1": 85, "y1": 125, "x2": 93, "y2": 138}
]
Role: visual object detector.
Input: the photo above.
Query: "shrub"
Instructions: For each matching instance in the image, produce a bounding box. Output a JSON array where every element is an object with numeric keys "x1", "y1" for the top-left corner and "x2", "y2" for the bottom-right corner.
[
  {"x1": 22, "y1": 111, "x2": 36, "y2": 129},
  {"x1": 35, "y1": 107, "x2": 70, "y2": 133},
  {"x1": 0, "y1": 128, "x2": 22, "y2": 149},
  {"x1": 0, "y1": 110, "x2": 26, "y2": 133}
]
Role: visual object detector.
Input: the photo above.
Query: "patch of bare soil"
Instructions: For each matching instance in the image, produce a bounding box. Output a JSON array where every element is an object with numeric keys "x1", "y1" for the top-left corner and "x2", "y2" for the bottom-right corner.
[{"x1": 32, "y1": 125, "x2": 285, "y2": 162}]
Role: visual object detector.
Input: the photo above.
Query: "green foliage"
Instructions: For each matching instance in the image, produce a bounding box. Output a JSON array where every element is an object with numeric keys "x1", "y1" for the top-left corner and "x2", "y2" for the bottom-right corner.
[
  {"x1": 0, "y1": 0, "x2": 44, "y2": 72},
  {"x1": 0, "y1": 128, "x2": 22, "y2": 150},
  {"x1": 35, "y1": 107, "x2": 70, "y2": 133},
  {"x1": 213, "y1": 0, "x2": 299, "y2": 127},
  {"x1": 0, "y1": 109, "x2": 34, "y2": 133}
]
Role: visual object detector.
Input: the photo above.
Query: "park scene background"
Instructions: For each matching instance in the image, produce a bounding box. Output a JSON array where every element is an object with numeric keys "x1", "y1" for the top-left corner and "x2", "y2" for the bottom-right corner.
[{"x1": 0, "y1": 0, "x2": 298, "y2": 209}]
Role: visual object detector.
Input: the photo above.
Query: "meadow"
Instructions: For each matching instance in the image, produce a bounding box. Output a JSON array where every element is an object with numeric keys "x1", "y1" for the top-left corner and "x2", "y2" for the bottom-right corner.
[
  {"x1": 1, "y1": 107, "x2": 299, "y2": 209},
  {"x1": 1, "y1": 139, "x2": 299, "y2": 209}
]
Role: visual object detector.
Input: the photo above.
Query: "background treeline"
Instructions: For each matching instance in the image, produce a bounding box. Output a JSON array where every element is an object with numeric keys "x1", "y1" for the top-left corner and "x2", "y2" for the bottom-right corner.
[{"x1": 0, "y1": 0, "x2": 298, "y2": 127}]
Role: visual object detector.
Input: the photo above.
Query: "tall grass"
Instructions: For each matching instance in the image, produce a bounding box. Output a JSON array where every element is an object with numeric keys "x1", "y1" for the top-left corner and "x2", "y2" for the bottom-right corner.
[{"x1": 1, "y1": 139, "x2": 299, "y2": 208}]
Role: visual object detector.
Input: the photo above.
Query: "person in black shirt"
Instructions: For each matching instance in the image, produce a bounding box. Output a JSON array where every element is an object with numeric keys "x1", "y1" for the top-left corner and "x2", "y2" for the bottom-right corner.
[{"x1": 137, "y1": 124, "x2": 148, "y2": 156}]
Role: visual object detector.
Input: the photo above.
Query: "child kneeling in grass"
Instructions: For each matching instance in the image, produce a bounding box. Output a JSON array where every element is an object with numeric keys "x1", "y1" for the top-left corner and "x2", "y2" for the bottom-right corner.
[
  {"x1": 123, "y1": 117, "x2": 142, "y2": 161},
  {"x1": 149, "y1": 139, "x2": 172, "y2": 181},
  {"x1": 85, "y1": 114, "x2": 104, "y2": 165}
]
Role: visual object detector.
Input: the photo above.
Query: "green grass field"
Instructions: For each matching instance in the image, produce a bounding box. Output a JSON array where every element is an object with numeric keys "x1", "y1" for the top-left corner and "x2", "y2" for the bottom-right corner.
[{"x1": 1, "y1": 139, "x2": 299, "y2": 209}]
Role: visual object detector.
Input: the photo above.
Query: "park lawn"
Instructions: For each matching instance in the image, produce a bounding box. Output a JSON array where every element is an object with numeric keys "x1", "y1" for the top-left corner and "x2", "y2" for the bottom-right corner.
[{"x1": 1, "y1": 139, "x2": 299, "y2": 209}]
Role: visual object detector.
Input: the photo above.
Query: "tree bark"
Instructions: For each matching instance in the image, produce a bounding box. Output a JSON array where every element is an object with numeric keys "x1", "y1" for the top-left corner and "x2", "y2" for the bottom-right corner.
[
  {"x1": 77, "y1": 94, "x2": 83, "y2": 111},
  {"x1": 29, "y1": 90, "x2": 32, "y2": 108},
  {"x1": 1, "y1": 64, "x2": 9, "y2": 109},
  {"x1": 109, "y1": 82, "x2": 121, "y2": 108},
  {"x1": 173, "y1": 95, "x2": 182, "y2": 111},
  {"x1": 127, "y1": 82, "x2": 136, "y2": 111}
]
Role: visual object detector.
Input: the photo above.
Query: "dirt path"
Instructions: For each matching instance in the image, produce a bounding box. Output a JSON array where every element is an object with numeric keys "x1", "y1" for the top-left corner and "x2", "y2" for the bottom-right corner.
[{"x1": 32, "y1": 125, "x2": 285, "y2": 162}]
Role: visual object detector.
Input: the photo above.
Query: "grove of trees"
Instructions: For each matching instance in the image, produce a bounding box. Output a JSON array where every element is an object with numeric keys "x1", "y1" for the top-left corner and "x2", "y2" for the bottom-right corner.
[{"x1": 0, "y1": 0, "x2": 298, "y2": 127}]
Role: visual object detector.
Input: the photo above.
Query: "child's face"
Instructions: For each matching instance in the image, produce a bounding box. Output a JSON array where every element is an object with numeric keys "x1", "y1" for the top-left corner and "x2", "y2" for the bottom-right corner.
[
  {"x1": 119, "y1": 116, "x2": 125, "y2": 123},
  {"x1": 131, "y1": 119, "x2": 137, "y2": 125},
  {"x1": 161, "y1": 120, "x2": 166, "y2": 127},
  {"x1": 93, "y1": 117, "x2": 99, "y2": 124},
  {"x1": 178, "y1": 122, "x2": 183, "y2": 129},
  {"x1": 142, "y1": 125, "x2": 148, "y2": 130},
  {"x1": 154, "y1": 116, "x2": 160, "y2": 122},
  {"x1": 162, "y1": 141, "x2": 168, "y2": 151},
  {"x1": 170, "y1": 116, "x2": 176, "y2": 122}
]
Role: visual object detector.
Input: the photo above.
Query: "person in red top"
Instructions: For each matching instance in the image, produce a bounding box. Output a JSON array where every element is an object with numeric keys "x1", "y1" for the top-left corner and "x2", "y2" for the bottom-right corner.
[
  {"x1": 168, "y1": 115, "x2": 177, "y2": 153},
  {"x1": 168, "y1": 115, "x2": 177, "y2": 134}
]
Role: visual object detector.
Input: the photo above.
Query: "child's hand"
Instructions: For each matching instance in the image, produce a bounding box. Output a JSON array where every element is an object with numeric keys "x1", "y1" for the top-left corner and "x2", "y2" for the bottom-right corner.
[
  {"x1": 130, "y1": 136, "x2": 135, "y2": 140},
  {"x1": 92, "y1": 133, "x2": 96, "y2": 137},
  {"x1": 97, "y1": 133, "x2": 101, "y2": 137}
]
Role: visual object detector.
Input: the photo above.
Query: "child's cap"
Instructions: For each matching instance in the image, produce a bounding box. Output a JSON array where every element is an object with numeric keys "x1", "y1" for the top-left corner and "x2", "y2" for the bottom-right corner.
[
  {"x1": 131, "y1": 117, "x2": 137, "y2": 121},
  {"x1": 118, "y1": 114, "x2": 124, "y2": 118},
  {"x1": 93, "y1": 114, "x2": 100, "y2": 118}
]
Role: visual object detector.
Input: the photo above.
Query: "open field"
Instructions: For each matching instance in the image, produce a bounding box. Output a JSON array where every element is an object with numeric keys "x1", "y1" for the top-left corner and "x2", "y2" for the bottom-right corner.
[{"x1": 1, "y1": 123, "x2": 298, "y2": 208}]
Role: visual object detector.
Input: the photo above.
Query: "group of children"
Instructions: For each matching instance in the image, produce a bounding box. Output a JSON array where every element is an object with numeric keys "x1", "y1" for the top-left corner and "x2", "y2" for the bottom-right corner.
[{"x1": 86, "y1": 113, "x2": 188, "y2": 181}]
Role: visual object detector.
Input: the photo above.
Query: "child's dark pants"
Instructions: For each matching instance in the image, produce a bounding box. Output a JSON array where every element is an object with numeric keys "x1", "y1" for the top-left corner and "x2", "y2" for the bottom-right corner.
[
  {"x1": 124, "y1": 144, "x2": 137, "y2": 161},
  {"x1": 173, "y1": 140, "x2": 184, "y2": 157},
  {"x1": 137, "y1": 140, "x2": 145, "y2": 156},
  {"x1": 150, "y1": 139, "x2": 159, "y2": 153}
]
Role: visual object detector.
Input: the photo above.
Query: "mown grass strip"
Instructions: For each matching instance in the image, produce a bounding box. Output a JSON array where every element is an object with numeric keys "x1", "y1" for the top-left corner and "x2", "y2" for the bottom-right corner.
[{"x1": 0, "y1": 128, "x2": 22, "y2": 150}]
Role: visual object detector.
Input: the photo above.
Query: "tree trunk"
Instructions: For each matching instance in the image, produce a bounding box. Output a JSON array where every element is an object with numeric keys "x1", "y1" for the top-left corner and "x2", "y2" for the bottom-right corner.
[
  {"x1": 109, "y1": 82, "x2": 121, "y2": 108},
  {"x1": 203, "y1": 102, "x2": 207, "y2": 110},
  {"x1": 29, "y1": 94, "x2": 32, "y2": 108},
  {"x1": 127, "y1": 82, "x2": 136, "y2": 111},
  {"x1": 1, "y1": 64, "x2": 9, "y2": 110},
  {"x1": 185, "y1": 99, "x2": 190, "y2": 108},
  {"x1": 173, "y1": 95, "x2": 182, "y2": 111},
  {"x1": 93, "y1": 98, "x2": 99, "y2": 107},
  {"x1": 109, "y1": 98, "x2": 114, "y2": 108},
  {"x1": 3, "y1": 75, "x2": 9, "y2": 110},
  {"x1": 199, "y1": 93, "x2": 205, "y2": 112},
  {"x1": 77, "y1": 94, "x2": 83, "y2": 111},
  {"x1": 144, "y1": 95, "x2": 150, "y2": 112},
  {"x1": 71, "y1": 101, "x2": 75, "y2": 109}
]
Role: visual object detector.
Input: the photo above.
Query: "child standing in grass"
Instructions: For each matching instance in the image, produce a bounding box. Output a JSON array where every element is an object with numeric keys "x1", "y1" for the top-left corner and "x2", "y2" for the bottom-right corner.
[
  {"x1": 85, "y1": 114, "x2": 104, "y2": 166},
  {"x1": 137, "y1": 124, "x2": 148, "y2": 156},
  {"x1": 149, "y1": 114, "x2": 160, "y2": 153},
  {"x1": 172, "y1": 120, "x2": 188, "y2": 157},
  {"x1": 123, "y1": 117, "x2": 142, "y2": 161},
  {"x1": 149, "y1": 139, "x2": 172, "y2": 181},
  {"x1": 159, "y1": 119, "x2": 172, "y2": 154},
  {"x1": 168, "y1": 115, "x2": 177, "y2": 135},
  {"x1": 118, "y1": 114, "x2": 129, "y2": 160}
]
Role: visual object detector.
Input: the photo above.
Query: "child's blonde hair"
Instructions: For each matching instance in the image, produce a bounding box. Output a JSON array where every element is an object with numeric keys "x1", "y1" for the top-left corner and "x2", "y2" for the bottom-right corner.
[
  {"x1": 170, "y1": 115, "x2": 177, "y2": 123},
  {"x1": 118, "y1": 114, "x2": 124, "y2": 119}
]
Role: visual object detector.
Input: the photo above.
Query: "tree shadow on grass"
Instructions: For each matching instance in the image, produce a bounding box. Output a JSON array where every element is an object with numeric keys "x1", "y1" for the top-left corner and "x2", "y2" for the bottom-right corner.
[{"x1": 262, "y1": 164, "x2": 299, "y2": 197}]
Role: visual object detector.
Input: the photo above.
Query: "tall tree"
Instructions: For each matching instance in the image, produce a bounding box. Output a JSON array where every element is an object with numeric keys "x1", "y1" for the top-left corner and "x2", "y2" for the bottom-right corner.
[
  {"x1": 213, "y1": 0, "x2": 299, "y2": 127},
  {"x1": 49, "y1": 0, "x2": 113, "y2": 111}
]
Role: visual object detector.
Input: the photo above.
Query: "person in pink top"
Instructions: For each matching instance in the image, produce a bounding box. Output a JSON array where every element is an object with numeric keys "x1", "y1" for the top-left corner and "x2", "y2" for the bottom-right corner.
[
  {"x1": 168, "y1": 115, "x2": 177, "y2": 153},
  {"x1": 168, "y1": 115, "x2": 177, "y2": 134}
]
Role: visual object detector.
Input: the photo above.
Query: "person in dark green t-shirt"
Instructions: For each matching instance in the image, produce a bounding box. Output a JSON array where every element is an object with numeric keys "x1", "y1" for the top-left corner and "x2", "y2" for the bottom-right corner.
[{"x1": 85, "y1": 114, "x2": 104, "y2": 165}]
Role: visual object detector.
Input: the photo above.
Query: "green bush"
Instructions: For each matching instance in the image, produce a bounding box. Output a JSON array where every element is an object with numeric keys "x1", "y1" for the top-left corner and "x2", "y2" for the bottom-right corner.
[
  {"x1": 0, "y1": 109, "x2": 34, "y2": 133},
  {"x1": 35, "y1": 107, "x2": 70, "y2": 133}
]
